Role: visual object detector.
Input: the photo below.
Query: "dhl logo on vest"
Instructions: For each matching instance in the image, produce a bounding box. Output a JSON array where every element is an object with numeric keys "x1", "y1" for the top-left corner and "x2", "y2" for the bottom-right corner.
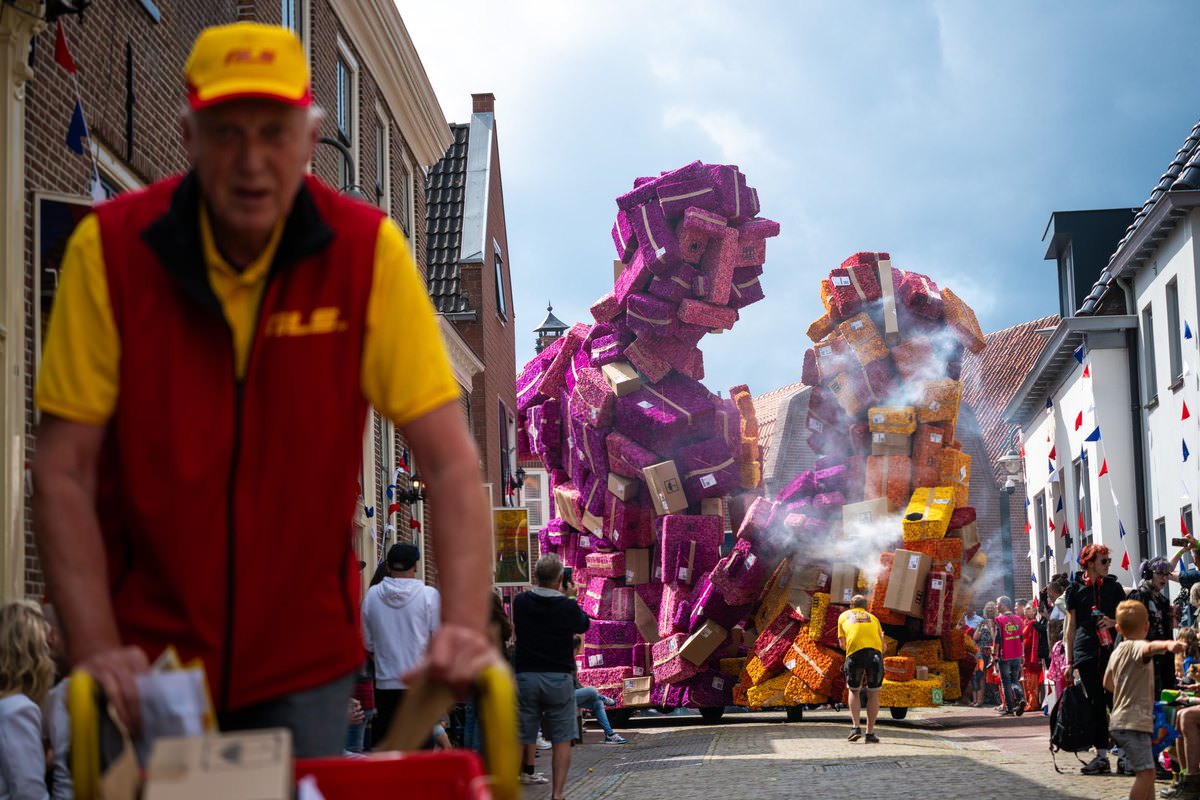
[{"x1": 264, "y1": 307, "x2": 348, "y2": 337}]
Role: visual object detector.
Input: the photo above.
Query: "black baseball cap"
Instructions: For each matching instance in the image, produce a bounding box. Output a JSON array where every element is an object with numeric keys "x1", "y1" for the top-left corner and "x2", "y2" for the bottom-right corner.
[{"x1": 386, "y1": 543, "x2": 420, "y2": 571}]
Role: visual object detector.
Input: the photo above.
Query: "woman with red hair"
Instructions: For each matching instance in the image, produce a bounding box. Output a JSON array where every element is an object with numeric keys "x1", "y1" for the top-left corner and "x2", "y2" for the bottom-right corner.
[{"x1": 1063, "y1": 544, "x2": 1127, "y2": 775}]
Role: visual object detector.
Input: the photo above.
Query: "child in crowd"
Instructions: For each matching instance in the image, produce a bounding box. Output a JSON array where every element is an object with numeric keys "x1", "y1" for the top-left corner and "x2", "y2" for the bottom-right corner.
[{"x1": 1104, "y1": 600, "x2": 1185, "y2": 800}]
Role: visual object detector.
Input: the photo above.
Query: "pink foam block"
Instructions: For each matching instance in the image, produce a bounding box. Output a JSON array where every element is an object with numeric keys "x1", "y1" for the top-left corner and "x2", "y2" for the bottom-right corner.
[
  {"x1": 624, "y1": 338, "x2": 673, "y2": 384},
  {"x1": 658, "y1": 515, "x2": 723, "y2": 585},
  {"x1": 658, "y1": 583, "x2": 692, "y2": 639},
  {"x1": 632, "y1": 642, "x2": 653, "y2": 677},
  {"x1": 802, "y1": 348, "x2": 820, "y2": 386},
  {"x1": 806, "y1": 385, "x2": 849, "y2": 429},
  {"x1": 527, "y1": 399, "x2": 563, "y2": 464},
  {"x1": 710, "y1": 538, "x2": 769, "y2": 606},
  {"x1": 630, "y1": 332, "x2": 702, "y2": 374},
  {"x1": 580, "y1": 474, "x2": 606, "y2": 518},
  {"x1": 538, "y1": 324, "x2": 588, "y2": 399},
  {"x1": 810, "y1": 491, "x2": 846, "y2": 519},
  {"x1": 605, "y1": 431, "x2": 662, "y2": 480},
  {"x1": 615, "y1": 161, "x2": 706, "y2": 213},
  {"x1": 728, "y1": 266, "x2": 765, "y2": 310},
  {"x1": 590, "y1": 291, "x2": 621, "y2": 324},
  {"x1": 729, "y1": 168, "x2": 760, "y2": 223},
  {"x1": 628, "y1": 201, "x2": 683, "y2": 275},
  {"x1": 570, "y1": 366, "x2": 617, "y2": 429},
  {"x1": 604, "y1": 494, "x2": 654, "y2": 550},
  {"x1": 688, "y1": 573, "x2": 752, "y2": 632},
  {"x1": 735, "y1": 216, "x2": 780, "y2": 242},
  {"x1": 897, "y1": 271, "x2": 945, "y2": 320},
  {"x1": 677, "y1": 348, "x2": 705, "y2": 381},
  {"x1": 612, "y1": 209, "x2": 637, "y2": 260},
  {"x1": 655, "y1": 169, "x2": 736, "y2": 219},
  {"x1": 776, "y1": 470, "x2": 816, "y2": 504},
  {"x1": 678, "y1": 298, "x2": 738, "y2": 331},
  {"x1": 697, "y1": 227, "x2": 737, "y2": 306},
  {"x1": 782, "y1": 513, "x2": 829, "y2": 538},
  {"x1": 516, "y1": 338, "x2": 562, "y2": 413},
  {"x1": 613, "y1": 373, "x2": 716, "y2": 455},
  {"x1": 755, "y1": 608, "x2": 804, "y2": 670},
  {"x1": 634, "y1": 582, "x2": 664, "y2": 615},
  {"x1": 626, "y1": 292, "x2": 679, "y2": 339},
  {"x1": 827, "y1": 262, "x2": 884, "y2": 319},
  {"x1": 577, "y1": 667, "x2": 634, "y2": 702},
  {"x1": 582, "y1": 643, "x2": 633, "y2": 669},
  {"x1": 651, "y1": 633, "x2": 699, "y2": 685},
  {"x1": 581, "y1": 577, "x2": 634, "y2": 620},
  {"x1": 683, "y1": 670, "x2": 734, "y2": 708},
  {"x1": 565, "y1": 346, "x2": 590, "y2": 399},
  {"x1": 614, "y1": 249, "x2": 653, "y2": 306},
  {"x1": 814, "y1": 465, "x2": 849, "y2": 494},
  {"x1": 713, "y1": 399, "x2": 741, "y2": 452},
  {"x1": 589, "y1": 332, "x2": 627, "y2": 367},
  {"x1": 676, "y1": 206, "x2": 729, "y2": 265},
  {"x1": 735, "y1": 497, "x2": 778, "y2": 546},
  {"x1": 676, "y1": 436, "x2": 739, "y2": 500},
  {"x1": 585, "y1": 619, "x2": 639, "y2": 647},
  {"x1": 647, "y1": 261, "x2": 700, "y2": 303}
]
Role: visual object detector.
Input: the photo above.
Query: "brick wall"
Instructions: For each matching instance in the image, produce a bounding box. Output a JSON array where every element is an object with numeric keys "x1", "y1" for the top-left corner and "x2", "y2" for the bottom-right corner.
[{"x1": 20, "y1": 0, "x2": 442, "y2": 595}]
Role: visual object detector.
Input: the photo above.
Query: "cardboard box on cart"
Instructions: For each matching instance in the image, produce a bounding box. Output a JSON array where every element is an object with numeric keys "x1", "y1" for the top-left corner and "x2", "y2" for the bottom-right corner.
[{"x1": 829, "y1": 564, "x2": 860, "y2": 606}]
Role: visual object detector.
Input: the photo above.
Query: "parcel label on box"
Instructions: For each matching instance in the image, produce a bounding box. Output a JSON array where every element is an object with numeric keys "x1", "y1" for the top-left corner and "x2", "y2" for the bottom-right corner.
[
  {"x1": 608, "y1": 473, "x2": 640, "y2": 501},
  {"x1": 145, "y1": 729, "x2": 291, "y2": 800},
  {"x1": 680, "y1": 620, "x2": 729, "y2": 666},
  {"x1": 830, "y1": 564, "x2": 859, "y2": 605},
  {"x1": 884, "y1": 549, "x2": 932, "y2": 618},
  {"x1": 624, "y1": 548, "x2": 650, "y2": 585},
  {"x1": 623, "y1": 675, "x2": 652, "y2": 706},
  {"x1": 602, "y1": 361, "x2": 643, "y2": 397}
]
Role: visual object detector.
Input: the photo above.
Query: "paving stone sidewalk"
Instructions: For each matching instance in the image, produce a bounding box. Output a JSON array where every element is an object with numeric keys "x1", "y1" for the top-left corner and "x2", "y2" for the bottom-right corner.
[{"x1": 521, "y1": 705, "x2": 1141, "y2": 800}]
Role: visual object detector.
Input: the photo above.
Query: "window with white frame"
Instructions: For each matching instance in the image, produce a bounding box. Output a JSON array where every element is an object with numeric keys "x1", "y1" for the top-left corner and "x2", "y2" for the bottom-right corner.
[
  {"x1": 1143, "y1": 304, "x2": 1158, "y2": 401},
  {"x1": 523, "y1": 468, "x2": 548, "y2": 532},
  {"x1": 1034, "y1": 491, "x2": 1049, "y2": 587},
  {"x1": 1168, "y1": 278, "x2": 1183, "y2": 382},
  {"x1": 1074, "y1": 456, "x2": 1092, "y2": 546},
  {"x1": 281, "y1": 0, "x2": 302, "y2": 39},
  {"x1": 1155, "y1": 517, "x2": 1167, "y2": 558},
  {"x1": 396, "y1": 160, "x2": 412, "y2": 235},
  {"x1": 334, "y1": 41, "x2": 359, "y2": 191},
  {"x1": 494, "y1": 240, "x2": 507, "y2": 321},
  {"x1": 374, "y1": 107, "x2": 390, "y2": 213}
]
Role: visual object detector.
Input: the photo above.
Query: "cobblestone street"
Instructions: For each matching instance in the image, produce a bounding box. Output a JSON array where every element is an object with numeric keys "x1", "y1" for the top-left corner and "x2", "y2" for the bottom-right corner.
[{"x1": 523, "y1": 705, "x2": 1140, "y2": 800}]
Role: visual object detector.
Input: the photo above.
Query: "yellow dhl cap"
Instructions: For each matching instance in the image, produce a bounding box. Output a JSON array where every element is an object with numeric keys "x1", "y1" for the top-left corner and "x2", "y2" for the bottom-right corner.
[{"x1": 184, "y1": 22, "x2": 311, "y2": 110}]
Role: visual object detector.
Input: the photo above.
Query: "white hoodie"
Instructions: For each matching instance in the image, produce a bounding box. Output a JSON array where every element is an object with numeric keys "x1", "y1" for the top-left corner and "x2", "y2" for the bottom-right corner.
[{"x1": 361, "y1": 577, "x2": 440, "y2": 689}]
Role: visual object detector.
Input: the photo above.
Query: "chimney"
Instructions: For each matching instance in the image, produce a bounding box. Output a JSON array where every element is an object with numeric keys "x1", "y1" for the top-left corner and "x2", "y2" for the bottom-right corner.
[{"x1": 472, "y1": 93, "x2": 496, "y2": 114}]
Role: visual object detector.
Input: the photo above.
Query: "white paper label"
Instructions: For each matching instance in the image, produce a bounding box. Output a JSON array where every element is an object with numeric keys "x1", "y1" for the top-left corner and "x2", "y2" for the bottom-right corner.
[
  {"x1": 872, "y1": 413, "x2": 885, "y2": 423},
  {"x1": 908, "y1": 555, "x2": 921, "y2": 570},
  {"x1": 580, "y1": 535, "x2": 592, "y2": 547},
  {"x1": 931, "y1": 579, "x2": 944, "y2": 590},
  {"x1": 808, "y1": 418, "x2": 825, "y2": 433},
  {"x1": 589, "y1": 654, "x2": 603, "y2": 667},
  {"x1": 700, "y1": 473, "x2": 718, "y2": 489},
  {"x1": 929, "y1": 400, "x2": 940, "y2": 411},
  {"x1": 746, "y1": 554, "x2": 758, "y2": 568},
  {"x1": 872, "y1": 432, "x2": 886, "y2": 442},
  {"x1": 625, "y1": 679, "x2": 637, "y2": 690},
  {"x1": 930, "y1": 433, "x2": 943, "y2": 444},
  {"x1": 638, "y1": 400, "x2": 655, "y2": 410},
  {"x1": 934, "y1": 498, "x2": 950, "y2": 505},
  {"x1": 959, "y1": 467, "x2": 968, "y2": 480},
  {"x1": 819, "y1": 346, "x2": 833, "y2": 357},
  {"x1": 819, "y1": 572, "x2": 829, "y2": 585},
  {"x1": 633, "y1": 667, "x2": 645, "y2": 676},
  {"x1": 668, "y1": 638, "x2": 678, "y2": 652},
  {"x1": 832, "y1": 276, "x2": 851, "y2": 287},
  {"x1": 655, "y1": 246, "x2": 667, "y2": 259},
  {"x1": 785, "y1": 659, "x2": 797, "y2": 670},
  {"x1": 851, "y1": 320, "x2": 864, "y2": 330},
  {"x1": 842, "y1": 589, "x2": 852, "y2": 602},
  {"x1": 678, "y1": 567, "x2": 690, "y2": 581},
  {"x1": 626, "y1": 570, "x2": 635, "y2": 582},
  {"x1": 713, "y1": 676, "x2": 726, "y2": 690}
]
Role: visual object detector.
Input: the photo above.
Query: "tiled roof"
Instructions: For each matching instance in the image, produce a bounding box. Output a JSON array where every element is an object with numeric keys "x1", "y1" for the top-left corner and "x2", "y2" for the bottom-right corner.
[
  {"x1": 1079, "y1": 120, "x2": 1200, "y2": 315},
  {"x1": 424, "y1": 124, "x2": 471, "y2": 314},
  {"x1": 752, "y1": 380, "x2": 806, "y2": 466},
  {"x1": 960, "y1": 315, "x2": 1059, "y2": 480}
]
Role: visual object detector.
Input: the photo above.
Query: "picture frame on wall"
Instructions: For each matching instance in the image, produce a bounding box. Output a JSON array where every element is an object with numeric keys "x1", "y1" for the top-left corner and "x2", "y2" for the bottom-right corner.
[{"x1": 493, "y1": 507, "x2": 531, "y2": 587}]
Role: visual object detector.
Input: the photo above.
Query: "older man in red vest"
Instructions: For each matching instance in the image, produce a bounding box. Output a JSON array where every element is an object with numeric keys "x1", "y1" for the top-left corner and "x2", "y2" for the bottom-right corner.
[{"x1": 32, "y1": 22, "x2": 494, "y2": 757}]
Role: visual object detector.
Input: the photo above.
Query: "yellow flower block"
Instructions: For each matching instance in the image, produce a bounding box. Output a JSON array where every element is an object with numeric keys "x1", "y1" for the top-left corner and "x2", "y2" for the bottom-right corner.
[
  {"x1": 941, "y1": 629, "x2": 966, "y2": 661},
  {"x1": 898, "y1": 639, "x2": 943, "y2": 667},
  {"x1": 942, "y1": 287, "x2": 986, "y2": 354},
  {"x1": 739, "y1": 434, "x2": 760, "y2": 463},
  {"x1": 938, "y1": 448, "x2": 971, "y2": 507},
  {"x1": 746, "y1": 671, "x2": 791, "y2": 708},
  {"x1": 744, "y1": 654, "x2": 783, "y2": 687},
  {"x1": 906, "y1": 537, "x2": 964, "y2": 577},
  {"x1": 918, "y1": 379, "x2": 962, "y2": 424},
  {"x1": 784, "y1": 673, "x2": 828, "y2": 705},
  {"x1": 868, "y1": 406, "x2": 917, "y2": 436},
  {"x1": 739, "y1": 460, "x2": 762, "y2": 491},
  {"x1": 820, "y1": 278, "x2": 835, "y2": 314},
  {"x1": 808, "y1": 592, "x2": 831, "y2": 641},
  {"x1": 883, "y1": 635, "x2": 899, "y2": 657},
  {"x1": 884, "y1": 656, "x2": 915, "y2": 682},
  {"x1": 807, "y1": 312, "x2": 836, "y2": 343},
  {"x1": 837, "y1": 312, "x2": 889, "y2": 366},
  {"x1": 928, "y1": 661, "x2": 962, "y2": 701},
  {"x1": 732, "y1": 683, "x2": 749, "y2": 707},
  {"x1": 785, "y1": 630, "x2": 844, "y2": 696},
  {"x1": 901, "y1": 486, "x2": 956, "y2": 542},
  {"x1": 720, "y1": 657, "x2": 747, "y2": 679},
  {"x1": 879, "y1": 677, "x2": 943, "y2": 708}
]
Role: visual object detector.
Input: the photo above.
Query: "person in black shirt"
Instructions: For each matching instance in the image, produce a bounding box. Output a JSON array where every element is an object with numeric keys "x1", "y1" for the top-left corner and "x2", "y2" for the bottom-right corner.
[
  {"x1": 1127, "y1": 555, "x2": 1184, "y2": 697},
  {"x1": 512, "y1": 554, "x2": 590, "y2": 800},
  {"x1": 1063, "y1": 544, "x2": 1126, "y2": 775}
]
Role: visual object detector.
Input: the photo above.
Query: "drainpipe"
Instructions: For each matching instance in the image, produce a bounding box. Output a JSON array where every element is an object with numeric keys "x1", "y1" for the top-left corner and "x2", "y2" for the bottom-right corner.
[
  {"x1": 998, "y1": 490, "x2": 1015, "y2": 600},
  {"x1": 1116, "y1": 277, "x2": 1150, "y2": 562}
]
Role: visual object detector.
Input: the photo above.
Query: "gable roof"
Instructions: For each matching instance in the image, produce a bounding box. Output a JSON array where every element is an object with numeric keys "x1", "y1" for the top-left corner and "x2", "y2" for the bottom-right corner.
[
  {"x1": 752, "y1": 380, "x2": 805, "y2": 466},
  {"x1": 424, "y1": 123, "x2": 471, "y2": 314},
  {"x1": 959, "y1": 314, "x2": 1058, "y2": 480},
  {"x1": 1078, "y1": 119, "x2": 1200, "y2": 315}
]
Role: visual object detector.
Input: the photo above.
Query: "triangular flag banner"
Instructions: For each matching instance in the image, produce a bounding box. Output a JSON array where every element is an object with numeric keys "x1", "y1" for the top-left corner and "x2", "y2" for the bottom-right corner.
[
  {"x1": 1121, "y1": 550, "x2": 1131, "y2": 571},
  {"x1": 66, "y1": 100, "x2": 88, "y2": 155},
  {"x1": 1046, "y1": 397, "x2": 1054, "y2": 412},
  {"x1": 1083, "y1": 364, "x2": 1091, "y2": 379},
  {"x1": 1079, "y1": 511, "x2": 1085, "y2": 533},
  {"x1": 54, "y1": 20, "x2": 77, "y2": 74},
  {"x1": 1024, "y1": 520, "x2": 1032, "y2": 533},
  {"x1": 387, "y1": 503, "x2": 401, "y2": 516},
  {"x1": 1074, "y1": 411, "x2": 1083, "y2": 431},
  {"x1": 1085, "y1": 426, "x2": 1101, "y2": 442},
  {"x1": 1119, "y1": 521, "x2": 1127, "y2": 539},
  {"x1": 365, "y1": 506, "x2": 374, "y2": 518},
  {"x1": 1184, "y1": 516, "x2": 1192, "y2": 537},
  {"x1": 1073, "y1": 344, "x2": 1085, "y2": 364},
  {"x1": 1062, "y1": 522, "x2": 1071, "y2": 540},
  {"x1": 1186, "y1": 440, "x2": 1192, "y2": 463},
  {"x1": 1080, "y1": 445, "x2": 1087, "y2": 461},
  {"x1": 1049, "y1": 519, "x2": 1056, "y2": 532},
  {"x1": 1046, "y1": 544, "x2": 1053, "y2": 560},
  {"x1": 1056, "y1": 496, "x2": 1063, "y2": 513},
  {"x1": 1098, "y1": 459, "x2": 1109, "y2": 477},
  {"x1": 1032, "y1": 573, "x2": 1038, "y2": 584},
  {"x1": 1186, "y1": 321, "x2": 1194, "y2": 340},
  {"x1": 386, "y1": 485, "x2": 395, "y2": 501},
  {"x1": 1185, "y1": 401, "x2": 1192, "y2": 422},
  {"x1": 1049, "y1": 444, "x2": 1057, "y2": 461}
]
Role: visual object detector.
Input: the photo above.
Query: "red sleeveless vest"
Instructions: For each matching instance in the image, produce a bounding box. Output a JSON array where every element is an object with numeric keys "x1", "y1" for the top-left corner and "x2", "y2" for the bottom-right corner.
[{"x1": 94, "y1": 174, "x2": 382, "y2": 711}]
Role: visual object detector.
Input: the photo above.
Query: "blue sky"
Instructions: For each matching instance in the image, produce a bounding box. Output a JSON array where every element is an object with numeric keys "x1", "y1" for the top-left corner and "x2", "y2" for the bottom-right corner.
[{"x1": 396, "y1": 1, "x2": 1200, "y2": 397}]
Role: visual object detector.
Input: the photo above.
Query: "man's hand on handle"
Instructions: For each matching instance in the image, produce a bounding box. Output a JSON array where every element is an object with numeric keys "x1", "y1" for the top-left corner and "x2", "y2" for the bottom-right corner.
[
  {"x1": 78, "y1": 645, "x2": 150, "y2": 734},
  {"x1": 406, "y1": 623, "x2": 500, "y2": 697}
]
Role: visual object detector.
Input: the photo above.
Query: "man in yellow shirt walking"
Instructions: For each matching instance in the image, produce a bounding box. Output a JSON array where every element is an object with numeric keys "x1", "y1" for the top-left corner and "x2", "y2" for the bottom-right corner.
[{"x1": 838, "y1": 595, "x2": 885, "y2": 743}]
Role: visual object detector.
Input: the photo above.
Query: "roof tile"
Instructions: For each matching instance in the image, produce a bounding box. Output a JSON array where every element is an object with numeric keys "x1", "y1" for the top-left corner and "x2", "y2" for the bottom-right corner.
[{"x1": 424, "y1": 124, "x2": 471, "y2": 314}]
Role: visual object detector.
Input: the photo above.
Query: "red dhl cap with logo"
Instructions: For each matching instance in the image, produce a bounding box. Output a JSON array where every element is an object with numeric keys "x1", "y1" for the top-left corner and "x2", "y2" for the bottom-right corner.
[{"x1": 184, "y1": 22, "x2": 311, "y2": 110}]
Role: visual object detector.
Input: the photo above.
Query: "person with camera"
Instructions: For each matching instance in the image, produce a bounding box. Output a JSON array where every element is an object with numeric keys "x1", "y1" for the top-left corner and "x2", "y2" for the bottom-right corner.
[
  {"x1": 1064, "y1": 544, "x2": 1127, "y2": 775},
  {"x1": 513, "y1": 555, "x2": 590, "y2": 800},
  {"x1": 1128, "y1": 553, "x2": 1189, "y2": 697}
]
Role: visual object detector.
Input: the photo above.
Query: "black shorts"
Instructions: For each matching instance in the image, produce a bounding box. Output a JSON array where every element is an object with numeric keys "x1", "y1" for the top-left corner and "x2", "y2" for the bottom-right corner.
[{"x1": 844, "y1": 648, "x2": 884, "y2": 691}]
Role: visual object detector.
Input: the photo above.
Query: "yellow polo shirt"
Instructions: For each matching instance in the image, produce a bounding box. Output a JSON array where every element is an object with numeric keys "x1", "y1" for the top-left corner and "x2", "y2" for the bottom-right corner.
[
  {"x1": 36, "y1": 206, "x2": 460, "y2": 428},
  {"x1": 837, "y1": 608, "x2": 884, "y2": 657}
]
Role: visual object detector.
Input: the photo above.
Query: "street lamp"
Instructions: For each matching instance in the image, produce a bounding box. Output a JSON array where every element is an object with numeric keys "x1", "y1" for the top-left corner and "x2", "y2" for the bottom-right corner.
[
  {"x1": 317, "y1": 136, "x2": 370, "y2": 202},
  {"x1": 997, "y1": 448, "x2": 1024, "y2": 495},
  {"x1": 396, "y1": 474, "x2": 425, "y2": 505}
]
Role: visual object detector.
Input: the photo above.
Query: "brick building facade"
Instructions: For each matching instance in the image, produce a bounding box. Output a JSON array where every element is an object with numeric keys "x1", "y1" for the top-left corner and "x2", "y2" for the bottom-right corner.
[{"x1": 2, "y1": 0, "x2": 470, "y2": 600}]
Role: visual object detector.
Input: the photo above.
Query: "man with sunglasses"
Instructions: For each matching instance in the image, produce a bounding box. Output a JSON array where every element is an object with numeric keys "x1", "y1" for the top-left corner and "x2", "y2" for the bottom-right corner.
[{"x1": 1063, "y1": 544, "x2": 1127, "y2": 775}]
